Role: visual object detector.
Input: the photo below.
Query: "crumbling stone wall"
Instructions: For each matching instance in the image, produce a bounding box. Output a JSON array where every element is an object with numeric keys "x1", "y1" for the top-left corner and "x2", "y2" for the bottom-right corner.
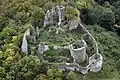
[
  {"x1": 69, "y1": 40, "x2": 87, "y2": 64},
  {"x1": 21, "y1": 5, "x2": 103, "y2": 74}
]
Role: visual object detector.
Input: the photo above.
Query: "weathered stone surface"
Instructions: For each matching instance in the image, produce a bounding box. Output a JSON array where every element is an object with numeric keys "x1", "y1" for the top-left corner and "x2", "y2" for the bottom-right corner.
[
  {"x1": 44, "y1": 5, "x2": 65, "y2": 27},
  {"x1": 21, "y1": 28, "x2": 30, "y2": 55},
  {"x1": 71, "y1": 22, "x2": 87, "y2": 34},
  {"x1": 25, "y1": 28, "x2": 30, "y2": 36},
  {"x1": 87, "y1": 53, "x2": 103, "y2": 72},
  {"x1": 56, "y1": 5, "x2": 65, "y2": 26},
  {"x1": 59, "y1": 63, "x2": 88, "y2": 74},
  {"x1": 69, "y1": 40, "x2": 87, "y2": 64},
  {"x1": 82, "y1": 34, "x2": 95, "y2": 56},
  {"x1": 31, "y1": 27, "x2": 36, "y2": 42},
  {"x1": 69, "y1": 20, "x2": 79, "y2": 30},
  {"x1": 21, "y1": 35, "x2": 28, "y2": 55},
  {"x1": 36, "y1": 27, "x2": 40, "y2": 37},
  {"x1": 37, "y1": 43, "x2": 49, "y2": 55}
]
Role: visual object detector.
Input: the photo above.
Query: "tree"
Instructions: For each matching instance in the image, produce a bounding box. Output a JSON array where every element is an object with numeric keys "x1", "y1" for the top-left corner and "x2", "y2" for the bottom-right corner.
[
  {"x1": 2, "y1": 49, "x2": 15, "y2": 68},
  {"x1": 67, "y1": 71, "x2": 76, "y2": 80},
  {"x1": 99, "y1": 9, "x2": 115, "y2": 30},
  {"x1": 114, "y1": 8, "x2": 120, "y2": 24},
  {"x1": 0, "y1": 27, "x2": 17, "y2": 44},
  {"x1": 0, "y1": 67, "x2": 6, "y2": 78},
  {"x1": 0, "y1": 13, "x2": 8, "y2": 31},
  {"x1": 30, "y1": 6, "x2": 44, "y2": 28},
  {"x1": 116, "y1": 59, "x2": 120, "y2": 71},
  {"x1": 76, "y1": 0, "x2": 92, "y2": 9},
  {"x1": 13, "y1": 11, "x2": 29, "y2": 25},
  {"x1": 34, "y1": 74, "x2": 48, "y2": 80},
  {"x1": 112, "y1": 1, "x2": 120, "y2": 9},
  {"x1": 44, "y1": 1, "x2": 56, "y2": 11},
  {"x1": 30, "y1": 6, "x2": 44, "y2": 20},
  {"x1": 67, "y1": 1, "x2": 76, "y2": 8},
  {"x1": 112, "y1": 1, "x2": 120, "y2": 24},
  {"x1": 86, "y1": 5, "x2": 105, "y2": 24},
  {"x1": 39, "y1": 61, "x2": 49, "y2": 74},
  {"x1": 65, "y1": 5, "x2": 80, "y2": 23},
  {"x1": 31, "y1": 0, "x2": 49, "y2": 7},
  {"x1": 9, "y1": 55, "x2": 41, "y2": 80},
  {"x1": 47, "y1": 68, "x2": 62, "y2": 80}
]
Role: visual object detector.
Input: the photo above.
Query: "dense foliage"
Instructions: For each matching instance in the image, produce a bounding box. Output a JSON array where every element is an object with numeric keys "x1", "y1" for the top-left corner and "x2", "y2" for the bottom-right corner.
[{"x1": 0, "y1": 0, "x2": 120, "y2": 80}]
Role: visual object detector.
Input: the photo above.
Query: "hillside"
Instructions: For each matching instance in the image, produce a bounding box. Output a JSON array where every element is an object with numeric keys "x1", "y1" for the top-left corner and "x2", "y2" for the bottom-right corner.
[{"x1": 0, "y1": 0, "x2": 120, "y2": 80}]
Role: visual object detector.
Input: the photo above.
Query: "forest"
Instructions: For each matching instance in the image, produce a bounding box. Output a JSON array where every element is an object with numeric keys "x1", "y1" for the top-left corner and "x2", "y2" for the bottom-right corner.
[{"x1": 0, "y1": 0, "x2": 120, "y2": 80}]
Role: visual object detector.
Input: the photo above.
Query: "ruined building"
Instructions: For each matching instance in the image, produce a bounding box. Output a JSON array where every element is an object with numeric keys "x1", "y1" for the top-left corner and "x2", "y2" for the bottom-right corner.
[{"x1": 21, "y1": 5, "x2": 103, "y2": 74}]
